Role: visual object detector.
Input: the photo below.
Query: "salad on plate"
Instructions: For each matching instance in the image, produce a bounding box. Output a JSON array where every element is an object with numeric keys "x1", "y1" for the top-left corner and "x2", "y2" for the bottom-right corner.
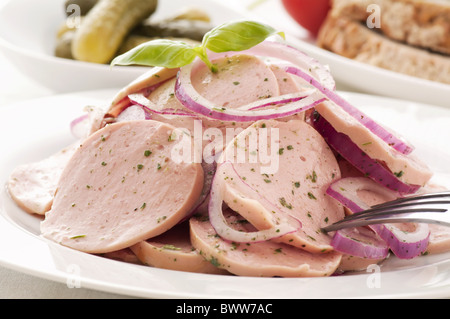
[{"x1": 7, "y1": 20, "x2": 450, "y2": 278}]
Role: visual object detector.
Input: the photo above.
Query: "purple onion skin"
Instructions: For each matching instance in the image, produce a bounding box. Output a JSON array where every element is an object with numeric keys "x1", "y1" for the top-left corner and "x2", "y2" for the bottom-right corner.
[
  {"x1": 311, "y1": 112, "x2": 420, "y2": 195},
  {"x1": 371, "y1": 224, "x2": 430, "y2": 259},
  {"x1": 331, "y1": 228, "x2": 389, "y2": 259}
]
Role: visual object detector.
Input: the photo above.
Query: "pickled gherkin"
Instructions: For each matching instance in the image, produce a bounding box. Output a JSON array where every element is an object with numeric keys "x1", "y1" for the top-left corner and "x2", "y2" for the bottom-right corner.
[{"x1": 71, "y1": 0, "x2": 157, "y2": 64}]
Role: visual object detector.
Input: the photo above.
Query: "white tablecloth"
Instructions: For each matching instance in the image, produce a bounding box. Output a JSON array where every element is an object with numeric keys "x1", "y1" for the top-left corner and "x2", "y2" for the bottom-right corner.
[{"x1": 0, "y1": 0, "x2": 360, "y2": 299}]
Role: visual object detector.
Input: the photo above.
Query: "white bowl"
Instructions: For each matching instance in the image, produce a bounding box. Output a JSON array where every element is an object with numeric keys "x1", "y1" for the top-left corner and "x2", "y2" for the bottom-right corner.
[{"x1": 0, "y1": 0, "x2": 244, "y2": 93}]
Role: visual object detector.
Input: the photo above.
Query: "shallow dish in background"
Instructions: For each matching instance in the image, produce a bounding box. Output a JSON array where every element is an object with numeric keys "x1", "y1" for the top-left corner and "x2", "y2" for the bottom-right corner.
[
  {"x1": 1, "y1": 89, "x2": 450, "y2": 298},
  {"x1": 286, "y1": 35, "x2": 450, "y2": 109},
  {"x1": 0, "y1": 0, "x2": 244, "y2": 93},
  {"x1": 242, "y1": 0, "x2": 450, "y2": 108}
]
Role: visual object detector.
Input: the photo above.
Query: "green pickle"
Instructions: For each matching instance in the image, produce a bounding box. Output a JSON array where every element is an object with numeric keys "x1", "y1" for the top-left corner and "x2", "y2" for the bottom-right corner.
[{"x1": 71, "y1": 0, "x2": 157, "y2": 64}]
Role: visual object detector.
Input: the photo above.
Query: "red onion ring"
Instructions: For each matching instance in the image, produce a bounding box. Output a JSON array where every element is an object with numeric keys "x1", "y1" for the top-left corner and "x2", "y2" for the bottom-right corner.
[
  {"x1": 371, "y1": 223, "x2": 430, "y2": 259},
  {"x1": 174, "y1": 40, "x2": 336, "y2": 122},
  {"x1": 285, "y1": 66, "x2": 414, "y2": 155},
  {"x1": 70, "y1": 113, "x2": 89, "y2": 139},
  {"x1": 327, "y1": 176, "x2": 399, "y2": 211},
  {"x1": 208, "y1": 162, "x2": 300, "y2": 243},
  {"x1": 173, "y1": 39, "x2": 411, "y2": 157},
  {"x1": 206, "y1": 41, "x2": 336, "y2": 92},
  {"x1": 330, "y1": 227, "x2": 389, "y2": 259},
  {"x1": 312, "y1": 112, "x2": 421, "y2": 194},
  {"x1": 326, "y1": 177, "x2": 430, "y2": 259},
  {"x1": 180, "y1": 155, "x2": 217, "y2": 223},
  {"x1": 175, "y1": 66, "x2": 326, "y2": 121}
]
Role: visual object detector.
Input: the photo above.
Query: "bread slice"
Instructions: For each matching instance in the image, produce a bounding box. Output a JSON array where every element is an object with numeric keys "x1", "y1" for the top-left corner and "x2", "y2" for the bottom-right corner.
[
  {"x1": 329, "y1": 0, "x2": 450, "y2": 55},
  {"x1": 317, "y1": 15, "x2": 450, "y2": 84}
]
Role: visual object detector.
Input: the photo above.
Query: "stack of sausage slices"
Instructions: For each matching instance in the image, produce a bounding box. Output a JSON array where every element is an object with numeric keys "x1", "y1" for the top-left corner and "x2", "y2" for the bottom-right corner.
[{"x1": 7, "y1": 39, "x2": 450, "y2": 277}]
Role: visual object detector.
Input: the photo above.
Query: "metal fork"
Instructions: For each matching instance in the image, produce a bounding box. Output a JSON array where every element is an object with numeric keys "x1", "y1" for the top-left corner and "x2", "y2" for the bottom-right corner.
[{"x1": 321, "y1": 191, "x2": 450, "y2": 233}]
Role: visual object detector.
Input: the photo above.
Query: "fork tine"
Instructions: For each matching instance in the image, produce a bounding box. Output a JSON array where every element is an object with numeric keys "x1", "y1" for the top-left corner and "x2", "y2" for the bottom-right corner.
[
  {"x1": 322, "y1": 202, "x2": 450, "y2": 233},
  {"x1": 348, "y1": 199, "x2": 450, "y2": 218},
  {"x1": 370, "y1": 191, "x2": 450, "y2": 209},
  {"x1": 338, "y1": 206, "x2": 447, "y2": 222},
  {"x1": 322, "y1": 191, "x2": 450, "y2": 233},
  {"x1": 332, "y1": 201, "x2": 448, "y2": 222},
  {"x1": 322, "y1": 210, "x2": 450, "y2": 232}
]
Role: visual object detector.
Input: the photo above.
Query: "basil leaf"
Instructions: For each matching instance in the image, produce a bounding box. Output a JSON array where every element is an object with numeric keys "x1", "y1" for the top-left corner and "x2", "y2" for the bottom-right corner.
[
  {"x1": 111, "y1": 39, "x2": 197, "y2": 68},
  {"x1": 202, "y1": 20, "x2": 285, "y2": 53},
  {"x1": 110, "y1": 20, "x2": 285, "y2": 73}
]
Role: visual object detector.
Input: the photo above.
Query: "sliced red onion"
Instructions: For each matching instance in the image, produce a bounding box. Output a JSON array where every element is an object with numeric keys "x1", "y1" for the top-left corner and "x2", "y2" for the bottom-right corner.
[
  {"x1": 370, "y1": 223, "x2": 430, "y2": 259},
  {"x1": 206, "y1": 41, "x2": 336, "y2": 92},
  {"x1": 312, "y1": 112, "x2": 420, "y2": 194},
  {"x1": 327, "y1": 176, "x2": 399, "y2": 211},
  {"x1": 70, "y1": 113, "x2": 89, "y2": 139},
  {"x1": 175, "y1": 64, "x2": 326, "y2": 121},
  {"x1": 173, "y1": 40, "x2": 335, "y2": 122},
  {"x1": 128, "y1": 92, "x2": 199, "y2": 118},
  {"x1": 286, "y1": 66, "x2": 414, "y2": 155},
  {"x1": 208, "y1": 162, "x2": 300, "y2": 243},
  {"x1": 326, "y1": 177, "x2": 430, "y2": 259},
  {"x1": 180, "y1": 156, "x2": 217, "y2": 223},
  {"x1": 330, "y1": 227, "x2": 389, "y2": 259},
  {"x1": 70, "y1": 105, "x2": 107, "y2": 139}
]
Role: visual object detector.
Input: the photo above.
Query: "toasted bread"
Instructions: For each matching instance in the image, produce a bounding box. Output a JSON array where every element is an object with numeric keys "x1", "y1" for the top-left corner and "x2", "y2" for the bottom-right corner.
[
  {"x1": 317, "y1": 15, "x2": 450, "y2": 84},
  {"x1": 330, "y1": 0, "x2": 450, "y2": 55},
  {"x1": 317, "y1": 0, "x2": 450, "y2": 84}
]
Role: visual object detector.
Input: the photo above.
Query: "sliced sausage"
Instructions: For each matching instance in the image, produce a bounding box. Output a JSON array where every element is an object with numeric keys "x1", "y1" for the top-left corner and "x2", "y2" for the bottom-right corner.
[
  {"x1": 100, "y1": 248, "x2": 142, "y2": 264},
  {"x1": 108, "y1": 67, "x2": 180, "y2": 117},
  {"x1": 315, "y1": 100, "x2": 433, "y2": 187},
  {"x1": 427, "y1": 224, "x2": 450, "y2": 255},
  {"x1": 41, "y1": 120, "x2": 204, "y2": 253},
  {"x1": 218, "y1": 119, "x2": 345, "y2": 253},
  {"x1": 191, "y1": 54, "x2": 280, "y2": 109},
  {"x1": 7, "y1": 143, "x2": 78, "y2": 215},
  {"x1": 268, "y1": 63, "x2": 306, "y2": 121},
  {"x1": 419, "y1": 184, "x2": 450, "y2": 255},
  {"x1": 130, "y1": 221, "x2": 228, "y2": 274},
  {"x1": 338, "y1": 255, "x2": 383, "y2": 273},
  {"x1": 190, "y1": 209, "x2": 342, "y2": 277}
]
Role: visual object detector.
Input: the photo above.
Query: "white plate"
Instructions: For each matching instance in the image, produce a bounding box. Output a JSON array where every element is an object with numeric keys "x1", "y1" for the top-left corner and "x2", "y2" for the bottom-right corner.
[
  {"x1": 241, "y1": 0, "x2": 450, "y2": 108},
  {"x1": 0, "y1": 0, "x2": 244, "y2": 93},
  {"x1": 1, "y1": 89, "x2": 450, "y2": 299}
]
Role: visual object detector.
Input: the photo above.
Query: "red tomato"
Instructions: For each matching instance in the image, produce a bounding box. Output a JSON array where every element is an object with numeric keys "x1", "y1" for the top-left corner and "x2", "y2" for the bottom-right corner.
[{"x1": 281, "y1": 0, "x2": 331, "y2": 36}]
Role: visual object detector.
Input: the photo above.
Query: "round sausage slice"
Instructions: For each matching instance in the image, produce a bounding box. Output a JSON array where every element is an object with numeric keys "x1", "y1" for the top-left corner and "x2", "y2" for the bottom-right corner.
[
  {"x1": 41, "y1": 120, "x2": 204, "y2": 254},
  {"x1": 191, "y1": 54, "x2": 280, "y2": 109},
  {"x1": 108, "y1": 67, "x2": 180, "y2": 116},
  {"x1": 217, "y1": 119, "x2": 345, "y2": 253},
  {"x1": 130, "y1": 221, "x2": 228, "y2": 274},
  {"x1": 7, "y1": 143, "x2": 77, "y2": 215},
  {"x1": 190, "y1": 209, "x2": 342, "y2": 277}
]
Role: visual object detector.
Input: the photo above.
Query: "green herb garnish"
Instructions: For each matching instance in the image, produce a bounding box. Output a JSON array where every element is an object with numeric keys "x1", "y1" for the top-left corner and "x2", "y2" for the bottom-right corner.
[{"x1": 111, "y1": 20, "x2": 285, "y2": 73}]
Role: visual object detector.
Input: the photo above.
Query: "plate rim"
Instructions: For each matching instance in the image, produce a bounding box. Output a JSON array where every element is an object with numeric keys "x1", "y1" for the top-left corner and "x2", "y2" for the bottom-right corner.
[{"x1": 1, "y1": 89, "x2": 450, "y2": 299}]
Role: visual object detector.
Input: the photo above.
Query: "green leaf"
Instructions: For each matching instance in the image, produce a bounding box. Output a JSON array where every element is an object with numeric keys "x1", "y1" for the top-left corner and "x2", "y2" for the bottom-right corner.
[
  {"x1": 202, "y1": 20, "x2": 285, "y2": 53},
  {"x1": 111, "y1": 39, "x2": 198, "y2": 68},
  {"x1": 110, "y1": 20, "x2": 285, "y2": 73}
]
